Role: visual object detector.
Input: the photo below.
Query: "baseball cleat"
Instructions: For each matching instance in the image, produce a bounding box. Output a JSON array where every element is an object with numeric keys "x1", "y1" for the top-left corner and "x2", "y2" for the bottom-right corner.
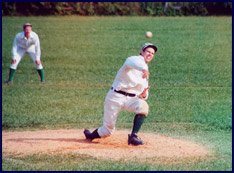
[
  {"x1": 84, "y1": 129, "x2": 92, "y2": 139},
  {"x1": 128, "y1": 133, "x2": 144, "y2": 146},
  {"x1": 5, "y1": 80, "x2": 13, "y2": 84},
  {"x1": 41, "y1": 80, "x2": 46, "y2": 83},
  {"x1": 84, "y1": 129, "x2": 101, "y2": 140}
]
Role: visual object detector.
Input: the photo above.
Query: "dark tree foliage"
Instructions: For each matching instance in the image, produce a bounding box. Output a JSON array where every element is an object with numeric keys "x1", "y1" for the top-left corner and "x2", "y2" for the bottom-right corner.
[{"x1": 2, "y1": 2, "x2": 232, "y2": 16}]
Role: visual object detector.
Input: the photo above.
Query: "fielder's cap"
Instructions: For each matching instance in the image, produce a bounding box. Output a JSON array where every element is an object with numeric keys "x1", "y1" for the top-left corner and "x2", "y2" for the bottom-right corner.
[
  {"x1": 142, "y1": 43, "x2": 157, "y2": 52},
  {"x1": 23, "y1": 23, "x2": 32, "y2": 28}
]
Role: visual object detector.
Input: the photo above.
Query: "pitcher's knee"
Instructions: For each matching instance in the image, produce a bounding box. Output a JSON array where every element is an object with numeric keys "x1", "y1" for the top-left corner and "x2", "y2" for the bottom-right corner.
[
  {"x1": 136, "y1": 100, "x2": 149, "y2": 116},
  {"x1": 98, "y1": 125, "x2": 115, "y2": 137}
]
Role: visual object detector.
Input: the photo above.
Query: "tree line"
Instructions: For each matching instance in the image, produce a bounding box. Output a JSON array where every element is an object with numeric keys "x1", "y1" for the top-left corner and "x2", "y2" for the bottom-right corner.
[{"x1": 2, "y1": 2, "x2": 232, "y2": 16}]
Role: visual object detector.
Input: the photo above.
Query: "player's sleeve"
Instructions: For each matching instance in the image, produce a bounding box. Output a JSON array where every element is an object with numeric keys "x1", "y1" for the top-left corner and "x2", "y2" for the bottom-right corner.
[
  {"x1": 125, "y1": 56, "x2": 148, "y2": 72},
  {"x1": 11, "y1": 36, "x2": 18, "y2": 59},
  {"x1": 34, "y1": 33, "x2": 41, "y2": 60}
]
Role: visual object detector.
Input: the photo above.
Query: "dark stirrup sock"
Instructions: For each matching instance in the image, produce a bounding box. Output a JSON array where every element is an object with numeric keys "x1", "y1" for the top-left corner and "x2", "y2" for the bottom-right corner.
[
  {"x1": 9, "y1": 68, "x2": 16, "y2": 81},
  {"x1": 37, "y1": 69, "x2": 45, "y2": 81},
  {"x1": 131, "y1": 114, "x2": 146, "y2": 135}
]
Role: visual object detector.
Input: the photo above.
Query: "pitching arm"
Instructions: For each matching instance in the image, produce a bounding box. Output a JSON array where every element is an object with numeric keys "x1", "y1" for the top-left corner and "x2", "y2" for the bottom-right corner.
[{"x1": 125, "y1": 56, "x2": 149, "y2": 78}]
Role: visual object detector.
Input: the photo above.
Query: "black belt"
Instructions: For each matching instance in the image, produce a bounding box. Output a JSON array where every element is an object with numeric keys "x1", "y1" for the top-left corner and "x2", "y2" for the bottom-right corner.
[{"x1": 111, "y1": 87, "x2": 136, "y2": 97}]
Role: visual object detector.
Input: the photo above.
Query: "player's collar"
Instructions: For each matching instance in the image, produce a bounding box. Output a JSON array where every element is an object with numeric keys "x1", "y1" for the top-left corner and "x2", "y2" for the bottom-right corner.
[
  {"x1": 139, "y1": 54, "x2": 145, "y2": 60},
  {"x1": 139, "y1": 54, "x2": 148, "y2": 65}
]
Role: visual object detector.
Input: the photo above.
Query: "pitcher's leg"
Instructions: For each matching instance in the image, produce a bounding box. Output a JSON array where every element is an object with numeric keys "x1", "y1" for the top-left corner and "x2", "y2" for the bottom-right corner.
[
  {"x1": 98, "y1": 97, "x2": 121, "y2": 137},
  {"x1": 131, "y1": 114, "x2": 146, "y2": 135},
  {"x1": 84, "y1": 90, "x2": 123, "y2": 140},
  {"x1": 125, "y1": 98, "x2": 149, "y2": 145}
]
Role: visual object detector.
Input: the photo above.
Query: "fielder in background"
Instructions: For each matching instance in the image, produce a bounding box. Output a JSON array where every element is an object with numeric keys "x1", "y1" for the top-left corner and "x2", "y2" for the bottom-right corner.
[
  {"x1": 84, "y1": 43, "x2": 157, "y2": 145},
  {"x1": 6, "y1": 23, "x2": 45, "y2": 84}
]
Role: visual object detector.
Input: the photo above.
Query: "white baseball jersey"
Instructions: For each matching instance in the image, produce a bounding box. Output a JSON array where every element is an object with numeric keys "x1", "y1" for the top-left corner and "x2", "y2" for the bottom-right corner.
[
  {"x1": 112, "y1": 55, "x2": 149, "y2": 99},
  {"x1": 10, "y1": 31, "x2": 43, "y2": 70},
  {"x1": 98, "y1": 55, "x2": 150, "y2": 137},
  {"x1": 12, "y1": 31, "x2": 41, "y2": 60}
]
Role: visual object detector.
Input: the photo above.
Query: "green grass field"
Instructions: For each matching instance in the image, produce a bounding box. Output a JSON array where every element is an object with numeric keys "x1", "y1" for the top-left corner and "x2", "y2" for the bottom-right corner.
[{"x1": 2, "y1": 16, "x2": 232, "y2": 171}]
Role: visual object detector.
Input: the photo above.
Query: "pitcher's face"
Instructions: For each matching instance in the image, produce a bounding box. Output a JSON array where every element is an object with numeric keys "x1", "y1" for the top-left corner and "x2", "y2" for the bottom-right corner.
[{"x1": 141, "y1": 47, "x2": 155, "y2": 64}]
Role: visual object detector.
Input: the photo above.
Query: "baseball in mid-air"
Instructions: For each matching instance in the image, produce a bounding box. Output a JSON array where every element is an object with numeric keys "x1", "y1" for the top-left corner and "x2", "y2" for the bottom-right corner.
[{"x1": 145, "y1": 31, "x2": 153, "y2": 38}]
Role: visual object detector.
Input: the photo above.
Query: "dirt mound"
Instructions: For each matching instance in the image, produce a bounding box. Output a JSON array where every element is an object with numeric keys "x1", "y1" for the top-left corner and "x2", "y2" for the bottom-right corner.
[{"x1": 2, "y1": 129, "x2": 210, "y2": 165}]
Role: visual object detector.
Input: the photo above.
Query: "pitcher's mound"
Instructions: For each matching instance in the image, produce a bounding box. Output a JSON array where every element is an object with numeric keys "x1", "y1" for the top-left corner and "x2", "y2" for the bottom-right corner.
[{"x1": 2, "y1": 129, "x2": 210, "y2": 165}]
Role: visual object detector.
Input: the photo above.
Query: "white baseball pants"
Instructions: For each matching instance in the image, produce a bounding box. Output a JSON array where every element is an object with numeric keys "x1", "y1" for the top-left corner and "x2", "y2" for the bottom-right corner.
[
  {"x1": 98, "y1": 88, "x2": 149, "y2": 137},
  {"x1": 10, "y1": 46, "x2": 43, "y2": 70}
]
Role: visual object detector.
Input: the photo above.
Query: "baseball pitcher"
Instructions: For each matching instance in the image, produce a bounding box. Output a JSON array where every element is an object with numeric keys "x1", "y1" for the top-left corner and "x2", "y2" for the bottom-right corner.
[{"x1": 84, "y1": 43, "x2": 157, "y2": 145}]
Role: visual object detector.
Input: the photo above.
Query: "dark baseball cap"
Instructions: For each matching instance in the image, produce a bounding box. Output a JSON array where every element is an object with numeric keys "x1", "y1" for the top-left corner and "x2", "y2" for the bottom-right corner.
[
  {"x1": 142, "y1": 43, "x2": 157, "y2": 52},
  {"x1": 23, "y1": 23, "x2": 32, "y2": 29}
]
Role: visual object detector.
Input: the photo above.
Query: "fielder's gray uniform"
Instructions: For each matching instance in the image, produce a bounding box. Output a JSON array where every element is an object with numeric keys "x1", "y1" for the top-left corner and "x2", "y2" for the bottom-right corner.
[
  {"x1": 98, "y1": 55, "x2": 149, "y2": 137},
  {"x1": 10, "y1": 31, "x2": 43, "y2": 70}
]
